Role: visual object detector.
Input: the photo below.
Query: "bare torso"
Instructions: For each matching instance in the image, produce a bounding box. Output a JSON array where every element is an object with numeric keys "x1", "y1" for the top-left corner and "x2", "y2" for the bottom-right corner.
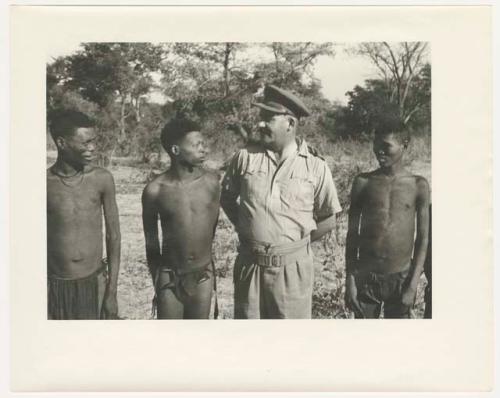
[
  {"x1": 357, "y1": 170, "x2": 420, "y2": 273},
  {"x1": 150, "y1": 169, "x2": 220, "y2": 271},
  {"x1": 47, "y1": 166, "x2": 106, "y2": 279}
]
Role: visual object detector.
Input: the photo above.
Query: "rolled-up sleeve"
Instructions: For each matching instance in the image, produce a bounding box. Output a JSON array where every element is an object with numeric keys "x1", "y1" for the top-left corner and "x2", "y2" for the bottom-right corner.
[
  {"x1": 313, "y1": 161, "x2": 342, "y2": 220},
  {"x1": 221, "y1": 151, "x2": 243, "y2": 200}
]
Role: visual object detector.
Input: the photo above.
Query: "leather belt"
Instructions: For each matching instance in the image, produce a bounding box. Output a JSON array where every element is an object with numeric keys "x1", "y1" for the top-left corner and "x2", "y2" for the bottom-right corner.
[{"x1": 239, "y1": 236, "x2": 310, "y2": 268}]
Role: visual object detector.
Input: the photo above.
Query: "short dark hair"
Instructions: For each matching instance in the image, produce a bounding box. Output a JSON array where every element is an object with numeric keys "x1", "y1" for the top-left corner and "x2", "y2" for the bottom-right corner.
[
  {"x1": 160, "y1": 117, "x2": 201, "y2": 154},
  {"x1": 48, "y1": 109, "x2": 95, "y2": 140},
  {"x1": 373, "y1": 113, "x2": 409, "y2": 145}
]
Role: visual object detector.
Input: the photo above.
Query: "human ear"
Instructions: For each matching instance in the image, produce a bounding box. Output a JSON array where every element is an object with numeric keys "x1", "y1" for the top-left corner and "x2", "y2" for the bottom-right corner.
[
  {"x1": 171, "y1": 145, "x2": 180, "y2": 155},
  {"x1": 55, "y1": 136, "x2": 65, "y2": 149}
]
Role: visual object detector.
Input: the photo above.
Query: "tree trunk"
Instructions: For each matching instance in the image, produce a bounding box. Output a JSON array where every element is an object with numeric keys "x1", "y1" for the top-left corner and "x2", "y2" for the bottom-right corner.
[
  {"x1": 133, "y1": 96, "x2": 141, "y2": 123},
  {"x1": 223, "y1": 43, "x2": 231, "y2": 97},
  {"x1": 119, "y1": 97, "x2": 126, "y2": 142}
]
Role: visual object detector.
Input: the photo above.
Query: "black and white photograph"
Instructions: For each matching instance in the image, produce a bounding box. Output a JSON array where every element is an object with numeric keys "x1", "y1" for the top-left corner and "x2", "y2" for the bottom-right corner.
[
  {"x1": 7, "y1": 4, "x2": 494, "y2": 393},
  {"x1": 46, "y1": 41, "x2": 432, "y2": 320}
]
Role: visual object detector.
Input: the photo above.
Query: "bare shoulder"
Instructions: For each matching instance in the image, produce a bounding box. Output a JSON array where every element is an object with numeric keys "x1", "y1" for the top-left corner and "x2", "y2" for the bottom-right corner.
[
  {"x1": 89, "y1": 167, "x2": 116, "y2": 193},
  {"x1": 414, "y1": 174, "x2": 430, "y2": 187},
  {"x1": 92, "y1": 166, "x2": 114, "y2": 181},
  {"x1": 349, "y1": 172, "x2": 370, "y2": 200},
  {"x1": 413, "y1": 175, "x2": 430, "y2": 199},
  {"x1": 142, "y1": 173, "x2": 165, "y2": 200},
  {"x1": 353, "y1": 172, "x2": 372, "y2": 186},
  {"x1": 202, "y1": 168, "x2": 221, "y2": 186}
]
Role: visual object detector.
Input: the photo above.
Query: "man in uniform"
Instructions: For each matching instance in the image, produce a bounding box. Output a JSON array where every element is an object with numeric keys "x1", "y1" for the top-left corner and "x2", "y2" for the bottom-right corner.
[{"x1": 221, "y1": 85, "x2": 342, "y2": 319}]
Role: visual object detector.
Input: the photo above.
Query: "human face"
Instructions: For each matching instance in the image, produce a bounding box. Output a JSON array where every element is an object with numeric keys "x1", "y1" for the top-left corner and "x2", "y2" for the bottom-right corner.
[
  {"x1": 58, "y1": 127, "x2": 96, "y2": 167},
  {"x1": 175, "y1": 131, "x2": 207, "y2": 166},
  {"x1": 373, "y1": 132, "x2": 406, "y2": 169},
  {"x1": 258, "y1": 110, "x2": 294, "y2": 152}
]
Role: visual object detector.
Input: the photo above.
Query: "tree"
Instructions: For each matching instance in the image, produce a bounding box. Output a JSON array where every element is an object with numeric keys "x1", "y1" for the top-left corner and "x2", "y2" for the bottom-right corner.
[
  {"x1": 256, "y1": 42, "x2": 335, "y2": 94},
  {"x1": 330, "y1": 79, "x2": 397, "y2": 139},
  {"x1": 330, "y1": 63, "x2": 431, "y2": 140},
  {"x1": 66, "y1": 43, "x2": 164, "y2": 150},
  {"x1": 353, "y1": 42, "x2": 429, "y2": 125}
]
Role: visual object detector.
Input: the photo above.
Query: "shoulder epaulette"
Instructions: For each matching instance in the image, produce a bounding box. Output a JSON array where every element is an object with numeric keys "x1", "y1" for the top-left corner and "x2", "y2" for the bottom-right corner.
[{"x1": 307, "y1": 145, "x2": 325, "y2": 160}]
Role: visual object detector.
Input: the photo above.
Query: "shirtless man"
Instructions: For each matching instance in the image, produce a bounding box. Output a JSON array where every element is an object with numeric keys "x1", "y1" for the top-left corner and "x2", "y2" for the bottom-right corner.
[
  {"x1": 345, "y1": 121, "x2": 430, "y2": 319},
  {"x1": 47, "y1": 109, "x2": 121, "y2": 320},
  {"x1": 142, "y1": 117, "x2": 220, "y2": 319},
  {"x1": 424, "y1": 204, "x2": 432, "y2": 319}
]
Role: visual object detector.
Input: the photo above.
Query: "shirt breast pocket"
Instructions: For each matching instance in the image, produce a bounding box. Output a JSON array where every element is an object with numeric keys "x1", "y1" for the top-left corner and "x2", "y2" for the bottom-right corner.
[
  {"x1": 242, "y1": 169, "x2": 268, "y2": 201},
  {"x1": 281, "y1": 176, "x2": 314, "y2": 212}
]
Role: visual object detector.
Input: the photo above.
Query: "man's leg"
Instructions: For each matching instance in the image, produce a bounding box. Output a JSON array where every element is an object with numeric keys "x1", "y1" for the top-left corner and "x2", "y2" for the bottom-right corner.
[
  {"x1": 354, "y1": 273, "x2": 382, "y2": 319},
  {"x1": 424, "y1": 282, "x2": 432, "y2": 319},
  {"x1": 262, "y1": 252, "x2": 314, "y2": 319},
  {"x1": 97, "y1": 270, "x2": 107, "y2": 319},
  {"x1": 233, "y1": 254, "x2": 261, "y2": 319},
  {"x1": 182, "y1": 269, "x2": 214, "y2": 319},
  {"x1": 156, "y1": 270, "x2": 184, "y2": 319},
  {"x1": 384, "y1": 301, "x2": 412, "y2": 319},
  {"x1": 383, "y1": 271, "x2": 412, "y2": 319}
]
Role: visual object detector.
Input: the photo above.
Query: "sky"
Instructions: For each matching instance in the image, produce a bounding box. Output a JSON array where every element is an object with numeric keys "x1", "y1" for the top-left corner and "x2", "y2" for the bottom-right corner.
[{"x1": 47, "y1": 42, "x2": 381, "y2": 104}]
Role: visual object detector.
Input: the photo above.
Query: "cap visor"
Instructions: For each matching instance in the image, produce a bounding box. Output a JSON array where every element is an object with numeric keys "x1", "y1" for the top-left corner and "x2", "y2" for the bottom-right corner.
[{"x1": 251, "y1": 102, "x2": 287, "y2": 114}]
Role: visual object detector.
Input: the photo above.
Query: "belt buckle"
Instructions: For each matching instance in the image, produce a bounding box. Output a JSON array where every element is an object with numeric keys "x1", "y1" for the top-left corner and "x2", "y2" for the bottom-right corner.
[{"x1": 271, "y1": 254, "x2": 279, "y2": 267}]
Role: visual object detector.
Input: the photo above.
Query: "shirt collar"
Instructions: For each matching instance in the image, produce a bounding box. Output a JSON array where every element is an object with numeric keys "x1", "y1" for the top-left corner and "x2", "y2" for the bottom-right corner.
[
  {"x1": 297, "y1": 138, "x2": 309, "y2": 158},
  {"x1": 265, "y1": 139, "x2": 299, "y2": 163},
  {"x1": 281, "y1": 139, "x2": 298, "y2": 160}
]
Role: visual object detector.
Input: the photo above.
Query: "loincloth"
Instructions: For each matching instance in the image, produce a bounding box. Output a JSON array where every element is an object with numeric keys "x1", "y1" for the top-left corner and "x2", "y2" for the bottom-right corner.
[
  {"x1": 47, "y1": 261, "x2": 107, "y2": 320},
  {"x1": 151, "y1": 261, "x2": 218, "y2": 318}
]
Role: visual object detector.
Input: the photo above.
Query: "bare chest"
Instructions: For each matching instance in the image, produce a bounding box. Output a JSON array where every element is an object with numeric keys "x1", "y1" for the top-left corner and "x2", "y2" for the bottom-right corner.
[
  {"x1": 362, "y1": 177, "x2": 417, "y2": 215},
  {"x1": 156, "y1": 180, "x2": 219, "y2": 217},
  {"x1": 47, "y1": 177, "x2": 102, "y2": 217}
]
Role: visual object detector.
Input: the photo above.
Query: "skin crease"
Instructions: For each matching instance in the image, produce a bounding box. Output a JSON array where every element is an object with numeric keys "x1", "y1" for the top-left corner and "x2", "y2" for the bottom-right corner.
[
  {"x1": 344, "y1": 131, "x2": 430, "y2": 317},
  {"x1": 47, "y1": 127, "x2": 121, "y2": 318},
  {"x1": 142, "y1": 130, "x2": 220, "y2": 319},
  {"x1": 221, "y1": 109, "x2": 336, "y2": 242}
]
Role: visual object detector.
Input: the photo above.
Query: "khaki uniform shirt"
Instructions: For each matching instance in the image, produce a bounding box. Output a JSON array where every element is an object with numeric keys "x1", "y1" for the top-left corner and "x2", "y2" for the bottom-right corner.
[{"x1": 222, "y1": 139, "x2": 342, "y2": 244}]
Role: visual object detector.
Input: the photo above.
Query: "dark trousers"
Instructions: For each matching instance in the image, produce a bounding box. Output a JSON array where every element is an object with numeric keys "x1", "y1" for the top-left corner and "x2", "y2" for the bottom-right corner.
[
  {"x1": 48, "y1": 265, "x2": 106, "y2": 320},
  {"x1": 354, "y1": 269, "x2": 412, "y2": 319},
  {"x1": 424, "y1": 280, "x2": 432, "y2": 319}
]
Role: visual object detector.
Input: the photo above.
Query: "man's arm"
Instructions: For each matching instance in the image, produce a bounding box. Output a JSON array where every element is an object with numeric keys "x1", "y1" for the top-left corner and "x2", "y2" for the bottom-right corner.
[
  {"x1": 311, "y1": 214, "x2": 335, "y2": 242},
  {"x1": 214, "y1": 178, "x2": 221, "y2": 235},
  {"x1": 142, "y1": 183, "x2": 162, "y2": 284},
  {"x1": 101, "y1": 169, "x2": 121, "y2": 319},
  {"x1": 220, "y1": 152, "x2": 242, "y2": 231},
  {"x1": 401, "y1": 177, "x2": 430, "y2": 306},
  {"x1": 345, "y1": 175, "x2": 366, "y2": 317},
  {"x1": 345, "y1": 175, "x2": 364, "y2": 274},
  {"x1": 311, "y1": 160, "x2": 342, "y2": 242}
]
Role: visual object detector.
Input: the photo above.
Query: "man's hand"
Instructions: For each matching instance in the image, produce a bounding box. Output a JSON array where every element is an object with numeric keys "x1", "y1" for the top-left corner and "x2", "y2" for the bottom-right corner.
[
  {"x1": 401, "y1": 286, "x2": 417, "y2": 308},
  {"x1": 345, "y1": 274, "x2": 364, "y2": 318},
  {"x1": 102, "y1": 289, "x2": 119, "y2": 319}
]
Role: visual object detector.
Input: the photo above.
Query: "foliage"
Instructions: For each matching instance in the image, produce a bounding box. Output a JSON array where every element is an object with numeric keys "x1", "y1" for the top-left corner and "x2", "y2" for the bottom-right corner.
[
  {"x1": 46, "y1": 41, "x2": 430, "y2": 160},
  {"x1": 353, "y1": 42, "x2": 429, "y2": 125},
  {"x1": 330, "y1": 63, "x2": 431, "y2": 139}
]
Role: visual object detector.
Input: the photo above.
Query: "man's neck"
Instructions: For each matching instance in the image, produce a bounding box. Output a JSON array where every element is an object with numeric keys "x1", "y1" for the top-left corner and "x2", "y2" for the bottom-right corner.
[
  {"x1": 53, "y1": 156, "x2": 84, "y2": 176},
  {"x1": 171, "y1": 161, "x2": 202, "y2": 182},
  {"x1": 273, "y1": 139, "x2": 298, "y2": 164},
  {"x1": 380, "y1": 161, "x2": 406, "y2": 177}
]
